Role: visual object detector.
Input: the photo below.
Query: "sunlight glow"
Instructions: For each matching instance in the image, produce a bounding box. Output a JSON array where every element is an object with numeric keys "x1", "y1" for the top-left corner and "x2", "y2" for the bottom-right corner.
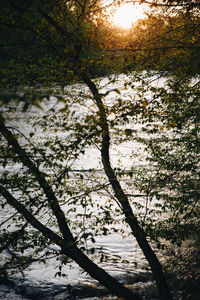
[{"x1": 112, "y1": 3, "x2": 145, "y2": 29}]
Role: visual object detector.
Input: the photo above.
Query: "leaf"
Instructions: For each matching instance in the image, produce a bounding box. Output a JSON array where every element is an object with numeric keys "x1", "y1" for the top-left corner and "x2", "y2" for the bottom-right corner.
[
  {"x1": 29, "y1": 132, "x2": 35, "y2": 138},
  {"x1": 166, "y1": 124, "x2": 171, "y2": 130},
  {"x1": 124, "y1": 82, "x2": 128, "y2": 89},
  {"x1": 142, "y1": 100, "x2": 148, "y2": 108}
]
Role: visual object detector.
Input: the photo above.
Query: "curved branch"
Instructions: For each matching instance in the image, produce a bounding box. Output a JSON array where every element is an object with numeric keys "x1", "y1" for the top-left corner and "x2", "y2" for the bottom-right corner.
[
  {"x1": 0, "y1": 118, "x2": 74, "y2": 243},
  {"x1": 0, "y1": 185, "x2": 64, "y2": 246}
]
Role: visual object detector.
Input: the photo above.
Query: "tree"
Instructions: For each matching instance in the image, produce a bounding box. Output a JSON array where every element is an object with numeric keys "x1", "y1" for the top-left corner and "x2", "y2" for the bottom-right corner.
[
  {"x1": 121, "y1": 2, "x2": 200, "y2": 297},
  {"x1": 2, "y1": 0, "x2": 199, "y2": 299},
  {"x1": 125, "y1": 0, "x2": 200, "y2": 242}
]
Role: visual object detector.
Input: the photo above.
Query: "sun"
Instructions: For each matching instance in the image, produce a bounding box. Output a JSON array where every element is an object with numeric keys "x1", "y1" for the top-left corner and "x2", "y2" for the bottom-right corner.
[{"x1": 112, "y1": 3, "x2": 145, "y2": 29}]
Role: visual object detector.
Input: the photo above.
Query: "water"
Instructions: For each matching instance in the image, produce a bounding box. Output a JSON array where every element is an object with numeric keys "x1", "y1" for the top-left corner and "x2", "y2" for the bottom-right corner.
[{"x1": 0, "y1": 74, "x2": 163, "y2": 299}]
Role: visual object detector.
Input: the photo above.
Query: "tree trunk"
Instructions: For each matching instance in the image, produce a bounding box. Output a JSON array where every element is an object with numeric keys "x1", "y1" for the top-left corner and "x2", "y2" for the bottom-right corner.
[
  {"x1": 81, "y1": 73, "x2": 173, "y2": 300},
  {"x1": 0, "y1": 184, "x2": 139, "y2": 300},
  {"x1": 0, "y1": 120, "x2": 140, "y2": 300},
  {"x1": 62, "y1": 245, "x2": 140, "y2": 300}
]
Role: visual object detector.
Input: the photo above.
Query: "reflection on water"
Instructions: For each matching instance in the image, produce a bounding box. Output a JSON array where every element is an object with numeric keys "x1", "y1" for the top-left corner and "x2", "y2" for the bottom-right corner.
[{"x1": 0, "y1": 74, "x2": 163, "y2": 298}]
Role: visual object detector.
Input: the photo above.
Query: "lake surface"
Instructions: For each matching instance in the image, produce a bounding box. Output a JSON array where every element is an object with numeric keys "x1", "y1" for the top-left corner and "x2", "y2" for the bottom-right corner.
[{"x1": 0, "y1": 74, "x2": 164, "y2": 299}]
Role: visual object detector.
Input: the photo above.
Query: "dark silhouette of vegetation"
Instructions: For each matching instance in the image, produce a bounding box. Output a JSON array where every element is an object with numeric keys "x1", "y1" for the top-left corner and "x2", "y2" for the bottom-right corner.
[{"x1": 0, "y1": 1, "x2": 200, "y2": 299}]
